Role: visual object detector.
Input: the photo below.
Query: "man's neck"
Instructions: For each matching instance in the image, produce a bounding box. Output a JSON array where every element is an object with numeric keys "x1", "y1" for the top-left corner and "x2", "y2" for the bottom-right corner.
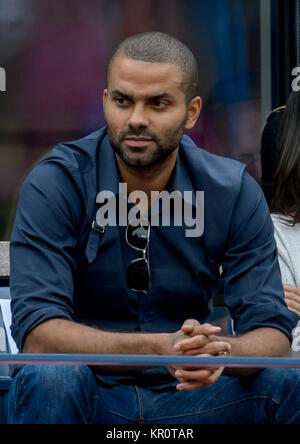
[{"x1": 115, "y1": 148, "x2": 179, "y2": 213}]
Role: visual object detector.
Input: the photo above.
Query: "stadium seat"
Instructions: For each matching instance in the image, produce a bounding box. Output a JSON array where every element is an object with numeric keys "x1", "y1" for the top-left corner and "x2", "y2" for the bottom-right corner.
[{"x1": 0, "y1": 243, "x2": 12, "y2": 424}]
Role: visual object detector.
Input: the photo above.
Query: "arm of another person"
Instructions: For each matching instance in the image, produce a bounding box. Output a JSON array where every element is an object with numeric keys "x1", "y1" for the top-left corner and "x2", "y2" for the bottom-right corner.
[
  {"x1": 284, "y1": 286, "x2": 300, "y2": 316},
  {"x1": 277, "y1": 246, "x2": 300, "y2": 315},
  {"x1": 272, "y1": 222, "x2": 300, "y2": 316}
]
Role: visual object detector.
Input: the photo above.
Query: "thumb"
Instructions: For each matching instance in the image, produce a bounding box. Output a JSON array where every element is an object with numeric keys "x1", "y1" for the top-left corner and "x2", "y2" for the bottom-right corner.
[
  {"x1": 181, "y1": 321, "x2": 221, "y2": 336},
  {"x1": 180, "y1": 319, "x2": 198, "y2": 333}
]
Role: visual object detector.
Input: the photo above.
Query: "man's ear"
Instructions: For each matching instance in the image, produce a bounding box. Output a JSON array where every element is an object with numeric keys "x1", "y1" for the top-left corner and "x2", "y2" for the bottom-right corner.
[
  {"x1": 103, "y1": 89, "x2": 108, "y2": 108},
  {"x1": 185, "y1": 96, "x2": 202, "y2": 130}
]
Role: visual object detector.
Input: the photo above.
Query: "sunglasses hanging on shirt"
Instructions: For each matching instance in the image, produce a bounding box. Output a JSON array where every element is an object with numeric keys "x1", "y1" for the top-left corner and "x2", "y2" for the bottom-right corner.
[{"x1": 126, "y1": 219, "x2": 150, "y2": 293}]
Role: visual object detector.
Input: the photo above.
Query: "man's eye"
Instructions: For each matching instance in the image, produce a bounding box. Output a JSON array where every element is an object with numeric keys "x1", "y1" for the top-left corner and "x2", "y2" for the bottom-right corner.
[
  {"x1": 114, "y1": 97, "x2": 129, "y2": 106},
  {"x1": 152, "y1": 100, "x2": 168, "y2": 109},
  {"x1": 153, "y1": 101, "x2": 167, "y2": 108}
]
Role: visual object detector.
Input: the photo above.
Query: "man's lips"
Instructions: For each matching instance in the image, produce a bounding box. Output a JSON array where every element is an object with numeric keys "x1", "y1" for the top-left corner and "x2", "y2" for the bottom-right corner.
[{"x1": 124, "y1": 138, "x2": 153, "y2": 147}]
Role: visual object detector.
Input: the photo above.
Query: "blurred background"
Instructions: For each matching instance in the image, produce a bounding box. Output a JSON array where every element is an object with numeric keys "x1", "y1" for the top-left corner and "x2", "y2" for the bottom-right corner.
[{"x1": 0, "y1": 0, "x2": 296, "y2": 240}]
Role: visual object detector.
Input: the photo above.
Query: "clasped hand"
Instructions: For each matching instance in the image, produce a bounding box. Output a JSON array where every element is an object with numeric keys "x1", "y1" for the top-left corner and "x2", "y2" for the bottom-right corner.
[
  {"x1": 284, "y1": 286, "x2": 300, "y2": 316},
  {"x1": 167, "y1": 319, "x2": 231, "y2": 392}
]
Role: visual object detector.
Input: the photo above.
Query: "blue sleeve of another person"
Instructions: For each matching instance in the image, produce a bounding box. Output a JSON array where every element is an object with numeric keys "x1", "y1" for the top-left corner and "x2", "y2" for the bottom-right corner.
[
  {"x1": 10, "y1": 161, "x2": 83, "y2": 351},
  {"x1": 221, "y1": 172, "x2": 299, "y2": 342}
]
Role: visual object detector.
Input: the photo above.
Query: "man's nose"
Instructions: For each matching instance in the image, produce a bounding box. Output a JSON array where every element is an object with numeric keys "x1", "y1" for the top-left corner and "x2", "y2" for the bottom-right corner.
[{"x1": 127, "y1": 104, "x2": 149, "y2": 128}]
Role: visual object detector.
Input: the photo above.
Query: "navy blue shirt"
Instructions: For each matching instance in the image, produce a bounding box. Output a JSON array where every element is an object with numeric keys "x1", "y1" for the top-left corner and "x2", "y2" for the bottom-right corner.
[{"x1": 10, "y1": 128, "x2": 298, "y2": 383}]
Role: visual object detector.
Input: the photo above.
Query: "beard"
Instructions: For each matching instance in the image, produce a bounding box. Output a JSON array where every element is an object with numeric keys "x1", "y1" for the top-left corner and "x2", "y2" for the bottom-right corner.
[{"x1": 106, "y1": 118, "x2": 187, "y2": 168}]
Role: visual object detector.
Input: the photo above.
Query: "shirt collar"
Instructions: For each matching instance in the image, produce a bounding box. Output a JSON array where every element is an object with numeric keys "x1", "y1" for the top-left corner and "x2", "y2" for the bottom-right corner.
[
  {"x1": 98, "y1": 134, "x2": 123, "y2": 195},
  {"x1": 166, "y1": 148, "x2": 197, "y2": 207}
]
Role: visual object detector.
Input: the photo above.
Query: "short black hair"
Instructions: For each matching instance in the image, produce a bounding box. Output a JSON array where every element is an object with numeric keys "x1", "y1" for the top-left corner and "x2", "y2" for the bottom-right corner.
[{"x1": 106, "y1": 32, "x2": 199, "y2": 104}]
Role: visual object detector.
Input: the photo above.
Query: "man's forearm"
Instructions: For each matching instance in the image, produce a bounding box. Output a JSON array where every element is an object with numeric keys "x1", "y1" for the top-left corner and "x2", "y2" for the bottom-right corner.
[
  {"x1": 218, "y1": 327, "x2": 291, "y2": 377},
  {"x1": 22, "y1": 318, "x2": 166, "y2": 356},
  {"x1": 23, "y1": 318, "x2": 171, "y2": 374}
]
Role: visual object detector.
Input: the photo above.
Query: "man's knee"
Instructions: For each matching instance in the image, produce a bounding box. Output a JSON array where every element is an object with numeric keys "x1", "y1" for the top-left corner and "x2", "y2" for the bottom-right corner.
[
  {"x1": 7, "y1": 365, "x2": 97, "y2": 423},
  {"x1": 11, "y1": 364, "x2": 95, "y2": 398}
]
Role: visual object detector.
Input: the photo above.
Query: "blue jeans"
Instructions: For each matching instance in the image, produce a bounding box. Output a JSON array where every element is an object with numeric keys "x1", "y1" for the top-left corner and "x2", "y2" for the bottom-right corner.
[{"x1": 5, "y1": 365, "x2": 300, "y2": 424}]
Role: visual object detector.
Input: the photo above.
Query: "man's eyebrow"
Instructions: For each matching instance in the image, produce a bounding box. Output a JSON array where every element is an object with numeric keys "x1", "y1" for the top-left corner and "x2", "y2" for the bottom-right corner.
[
  {"x1": 109, "y1": 90, "x2": 175, "y2": 101},
  {"x1": 110, "y1": 89, "x2": 131, "y2": 99},
  {"x1": 150, "y1": 92, "x2": 176, "y2": 101}
]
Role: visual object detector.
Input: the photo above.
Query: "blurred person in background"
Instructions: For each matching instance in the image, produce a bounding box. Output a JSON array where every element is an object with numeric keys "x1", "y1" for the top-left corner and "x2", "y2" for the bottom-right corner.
[
  {"x1": 198, "y1": 71, "x2": 262, "y2": 183},
  {"x1": 260, "y1": 106, "x2": 285, "y2": 207},
  {"x1": 270, "y1": 91, "x2": 300, "y2": 317}
]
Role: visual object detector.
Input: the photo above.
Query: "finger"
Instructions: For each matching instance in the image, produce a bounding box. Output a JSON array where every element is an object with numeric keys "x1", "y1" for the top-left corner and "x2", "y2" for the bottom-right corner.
[
  {"x1": 175, "y1": 368, "x2": 213, "y2": 382},
  {"x1": 285, "y1": 305, "x2": 300, "y2": 316},
  {"x1": 176, "y1": 367, "x2": 224, "y2": 391},
  {"x1": 285, "y1": 290, "x2": 300, "y2": 301},
  {"x1": 284, "y1": 286, "x2": 300, "y2": 297},
  {"x1": 177, "y1": 381, "x2": 210, "y2": 391},
  {"x1": 175, "y1": 366, "x2": 223, "y2": 382},
  {"x1": 177, "y1": 381, "x2": 206, "y2": 391},
  {"x1": 174, "y1": 334, "x2": 212, "y2": 352},
  {"x1": 180, "y1": 319, "x2": 199, "y2": 333},
  {"x1": 181, "y1": 319, "x2": 218, "y2": 333},
  {"x1": 289, "y1": 308, "x2": 300, "y2": 316},
  {"x1": 178, "y1": 353, "x2": 226, "y2": 372},
  {"x1": 175, "y1": 333, "x2": 226, "y2": 353},
  {"x1": 285, "y1": 298, "x2": 300, "y2": 314},
  {"x1": 183, "y1": 341, "x2": 232, "y2": 357},
  {"x1": 285, "y1": 293, "x2": 300, "y2": 304},
  {"x1": 181, "y1": 322, "x2": 221, "y2": 337},
  {"x1": 204, "y1": 341, "x2": 231, "y2": 356}
]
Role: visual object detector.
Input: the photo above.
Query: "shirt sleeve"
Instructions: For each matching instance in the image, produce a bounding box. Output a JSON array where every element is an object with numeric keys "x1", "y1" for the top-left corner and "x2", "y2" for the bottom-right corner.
[
  {"x1": 10, "y1": 160, "x2": 84, "y2": 351},
  {"x1": 221, "y1": 171, "x2": 299, "y2": 342}
]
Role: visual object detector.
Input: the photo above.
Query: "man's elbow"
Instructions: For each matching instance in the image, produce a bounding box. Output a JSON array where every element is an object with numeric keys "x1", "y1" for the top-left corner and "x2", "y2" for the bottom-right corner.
[
  {"x1": 22, "y1": 328, "x2": 45, "y2": 353},
  {"x1": 22, "y1": 320, "x2": 56, "y2": 353}
]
